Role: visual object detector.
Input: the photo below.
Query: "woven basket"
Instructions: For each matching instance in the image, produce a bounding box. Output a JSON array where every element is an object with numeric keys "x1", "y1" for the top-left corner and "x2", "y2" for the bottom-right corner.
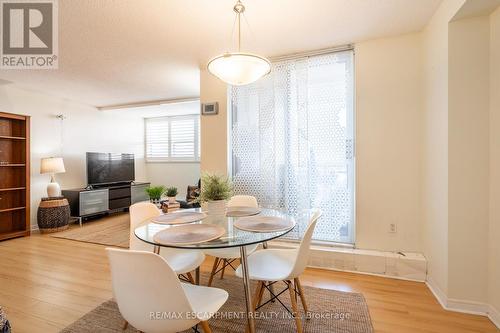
[
  {"x1": 37, "y1": 197, "x2": 70, "y2": 233},
  {"x1": 0, "y1": 306, "x2": 10, "y2": 332}
]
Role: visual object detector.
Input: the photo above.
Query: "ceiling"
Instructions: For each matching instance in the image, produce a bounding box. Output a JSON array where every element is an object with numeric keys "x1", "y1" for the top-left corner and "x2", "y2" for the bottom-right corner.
[{"x1": 0, "y1": 0, "x2": 442, "y2": 107}]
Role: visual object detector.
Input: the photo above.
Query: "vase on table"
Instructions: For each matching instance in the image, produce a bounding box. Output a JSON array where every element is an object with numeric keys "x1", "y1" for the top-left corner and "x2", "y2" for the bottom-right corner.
[{"x1": 207, "y1": 199, "x2": 226, "y2": 215}]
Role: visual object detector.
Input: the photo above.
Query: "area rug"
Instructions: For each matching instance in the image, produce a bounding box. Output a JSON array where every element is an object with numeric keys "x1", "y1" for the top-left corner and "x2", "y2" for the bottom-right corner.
[
  {"x1": 51, "y1": 213, "x2": 130, "y2": 248},
  {"x1": 61, "y1": 273, "x2": 373, "y2": 333}
]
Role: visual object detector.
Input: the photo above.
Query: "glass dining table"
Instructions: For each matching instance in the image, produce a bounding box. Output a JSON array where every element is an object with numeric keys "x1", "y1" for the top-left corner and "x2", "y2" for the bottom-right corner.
[{"x1": 134, "y1": 208, "x2": 296, "y2": 333}]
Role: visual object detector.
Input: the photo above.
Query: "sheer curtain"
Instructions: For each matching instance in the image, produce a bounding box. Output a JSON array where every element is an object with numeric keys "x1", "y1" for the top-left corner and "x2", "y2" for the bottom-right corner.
[{"x1": 230, "y1": 50, "x2": 355, "y2": 243}]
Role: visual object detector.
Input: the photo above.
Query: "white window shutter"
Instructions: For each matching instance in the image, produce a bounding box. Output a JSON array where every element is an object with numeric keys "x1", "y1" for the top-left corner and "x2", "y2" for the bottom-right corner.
[{"x1": 145, "y1": 115, "x2": 200, "y2": 162}]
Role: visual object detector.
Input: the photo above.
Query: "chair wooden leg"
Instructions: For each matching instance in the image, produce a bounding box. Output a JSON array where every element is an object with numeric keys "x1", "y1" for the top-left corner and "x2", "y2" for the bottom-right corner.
[
  {"x1": 252, "y1": 281, "x2": 264, "y2": 311},
  {"x1": 186, "y1": 272, "x2": 196, "y2": 284},
  {"x1": 294, "y1": 277, "x2": 309, "y2": 316},
  {"x1": 220, "y1": 259, "x2": 227, "y2": 279},
  {"x1": 207, "y1": 257, "x2": 220, "y2": 287},
  {"x1": 200, "y1": 320, "x2": 212, "y2": 333},
  {"x1": 287, "y1": 280, "x2": 303, "y2": 333},
  {"x1": 122, "y1": 320, "x2": 128, "y2": 330},
  {"x1": 257, "y1": 281, "x2": 266, "y2": 307}
]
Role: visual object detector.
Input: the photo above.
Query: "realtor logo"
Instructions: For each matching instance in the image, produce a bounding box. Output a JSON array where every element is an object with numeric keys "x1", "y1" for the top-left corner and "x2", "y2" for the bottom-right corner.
[{"x1": 1, "y1": 0, "x2": 58, "y2": 69}]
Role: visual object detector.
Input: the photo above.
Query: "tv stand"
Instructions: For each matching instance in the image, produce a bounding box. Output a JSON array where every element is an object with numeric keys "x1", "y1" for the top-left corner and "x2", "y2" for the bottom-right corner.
[{"x1": 62, "y1": 182, "x2": 150, "y2": 225}]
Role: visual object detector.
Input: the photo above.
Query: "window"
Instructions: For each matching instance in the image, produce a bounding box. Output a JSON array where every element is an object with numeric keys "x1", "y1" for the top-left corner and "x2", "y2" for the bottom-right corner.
[
  {"x1": 145, "y1": 115, "x2": 200, "y2": 162},
  {"x1": 230, "y1": 50, "x2": 355, "y2": 243}
]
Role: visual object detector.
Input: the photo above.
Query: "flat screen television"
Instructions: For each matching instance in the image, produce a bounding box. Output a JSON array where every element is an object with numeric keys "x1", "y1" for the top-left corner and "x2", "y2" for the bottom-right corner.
[{"x1": 86, "y1": 152, "x2": 135, "y2": 186}]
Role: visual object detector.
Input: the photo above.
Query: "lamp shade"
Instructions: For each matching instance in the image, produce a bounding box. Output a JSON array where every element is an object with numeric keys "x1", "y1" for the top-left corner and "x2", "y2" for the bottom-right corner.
[
  {"x1": 40, "y1": 157, "x2": 65, "y2": 174},
  {"x1": 207, "y1": 53, "x2": 271, "y2": 86}
]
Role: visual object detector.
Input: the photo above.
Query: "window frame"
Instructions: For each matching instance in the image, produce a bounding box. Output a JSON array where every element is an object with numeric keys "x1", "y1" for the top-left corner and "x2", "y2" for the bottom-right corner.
[{"x1": 144, "y1": 114, "x2": 201, "y2": 163}]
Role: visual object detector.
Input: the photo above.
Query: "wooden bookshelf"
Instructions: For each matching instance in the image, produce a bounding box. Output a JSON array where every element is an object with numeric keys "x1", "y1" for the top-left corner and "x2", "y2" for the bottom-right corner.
[
  {"x1": 0, "y1": 135, "x2": 26, "y2": 140},
  {"x1": 0, "y1": 187, "x2": 26, "y2": 191},
  {"x1": 0, "y1": 111, "x2": 30, "y2": 241},
  {"x1": 0, "y1": 206, "x2": 26, "y2": 213}
]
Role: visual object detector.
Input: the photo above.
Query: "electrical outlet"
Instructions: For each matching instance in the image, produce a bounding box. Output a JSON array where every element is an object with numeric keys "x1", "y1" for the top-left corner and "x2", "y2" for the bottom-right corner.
[{"x1": 389, "y1": 223, "x2": 397, "y2": 233}]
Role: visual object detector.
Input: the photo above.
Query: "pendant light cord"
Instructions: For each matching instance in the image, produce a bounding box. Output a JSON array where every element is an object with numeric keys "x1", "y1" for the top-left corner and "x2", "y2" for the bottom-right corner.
[
  {"x1": 238, "y1": 9, "x2": 241, "y2": 51},
  {"x1": 230, "y1": 14, "x2": 237, "y2": 52},
  {"x1": 233, "y1": 0, "x2": 245, "y2": 52}
]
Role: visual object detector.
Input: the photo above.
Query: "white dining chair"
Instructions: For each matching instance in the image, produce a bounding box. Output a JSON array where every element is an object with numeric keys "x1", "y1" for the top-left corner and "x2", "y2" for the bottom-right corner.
[
  {"x1": 106, "y1": 248, "x2": 228, "y2": 333},
  {"x1": 226, "y1": 195, "x2": 258, "y2": 208},
  {"x1": 129, "y1": 202, "x2": 205, "y2": 283},
  {"x1": 204, "y1": 195, "x2": 259, "y2": 286},
  {"x1": 235, "y1": 210, "x2": 322, "y2": 333}
]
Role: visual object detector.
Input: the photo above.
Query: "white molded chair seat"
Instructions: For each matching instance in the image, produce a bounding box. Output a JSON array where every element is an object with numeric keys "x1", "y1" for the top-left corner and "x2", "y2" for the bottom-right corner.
[
  {"x1": 107, "y1": 248, "x2": 228, "y2": 333},
  {"x1": 235, "y1": 248, "x2": 298, "y2": 281},
  {"x1": 226, "y1": 195, "x2": 258, "y2": 208},
  {"x1": 130, "y1": 202, "x2": 205, "y2": 275},
  {"x1": 136, "y1": 235, "x2": 205, "y2": 275},
  {"x1": 234, "y1": 211, "x2": 322, "y2": 333},
  {"x1": 235, "y1": 211, "x2": 321, "y2": 282},
  {"x1": 181, "y1": 283, "x2": 228, "y2": 321},
  {"x1": 164, "y1": 250, "x2": 206, "y2": 275}
]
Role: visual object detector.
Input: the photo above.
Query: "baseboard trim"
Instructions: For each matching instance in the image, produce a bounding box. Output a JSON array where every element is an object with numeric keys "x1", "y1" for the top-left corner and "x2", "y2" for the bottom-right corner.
[
  {"x1": 426, "y1": 276, "x2": 500, "y2": 329},
  {"x1": 488, "y1": 304, "x2": 500, "y2": 329},
  {"x1": 446, "y1": 298, "x2": 490, "y2": 316},
  {"x1": 425, "y1": 276, "x2": 448, "y2": 309}
]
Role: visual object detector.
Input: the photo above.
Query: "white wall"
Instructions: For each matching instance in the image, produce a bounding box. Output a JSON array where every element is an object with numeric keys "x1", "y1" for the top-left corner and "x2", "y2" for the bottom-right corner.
[
  {"x1": 147, "y1": 163, "x2": 199, "y2": 198},
  {"x1": 0, "y1": 84, "x2": 148, "y2": 228},
  {"x1": 355, "y1": 33, "x2": 423, "y2": 252},
  {"x1": 421, "y1": 0, "x2": 465, "y2": 297},
  {"x1": 200, "y1": 69, "x2": 228, "y2": 175},
  {"x1": 420, "y1": 0, "x2": 500, "y2": 324},
  {"x1": 448, "y1": 15, "x2": 490, "y2": 304},
  {"x1": 489, "y1": 5, "x2": 500, "y2": 322}
]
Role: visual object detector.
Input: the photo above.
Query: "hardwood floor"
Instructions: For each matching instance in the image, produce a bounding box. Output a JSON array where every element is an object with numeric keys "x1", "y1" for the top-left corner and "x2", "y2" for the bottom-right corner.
[{"x1": 0, "y1": 234, "x2": 498, "y2": 333}]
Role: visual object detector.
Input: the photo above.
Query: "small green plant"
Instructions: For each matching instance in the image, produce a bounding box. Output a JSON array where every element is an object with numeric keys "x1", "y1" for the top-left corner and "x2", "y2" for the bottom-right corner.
[
  {"x1": 145, "y1": 185, "x2": 165, "y2": 201},
  {"x1": 165, "y1": 186, "x2": 178, "y2": 197},
  {"x1": 198, "y1": 173, "x2": 232, "y2": 202}
]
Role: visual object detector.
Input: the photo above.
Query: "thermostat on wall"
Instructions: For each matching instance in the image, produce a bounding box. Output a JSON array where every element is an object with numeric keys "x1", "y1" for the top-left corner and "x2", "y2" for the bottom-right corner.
[{"x1": 201, "y1": 102, "x2": 219, "y2": 115}]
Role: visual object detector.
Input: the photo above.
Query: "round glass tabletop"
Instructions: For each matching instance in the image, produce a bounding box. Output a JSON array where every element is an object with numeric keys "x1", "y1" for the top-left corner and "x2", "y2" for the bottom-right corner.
[{"x1": 134, "y1": 208, "x2": 296, "y2": 249}]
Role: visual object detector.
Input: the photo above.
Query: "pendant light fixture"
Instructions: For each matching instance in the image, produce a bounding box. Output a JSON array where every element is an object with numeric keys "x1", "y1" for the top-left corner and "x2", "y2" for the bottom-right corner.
[{"x1": 207, "y1": 0, "x2": 271, "y2": 86}]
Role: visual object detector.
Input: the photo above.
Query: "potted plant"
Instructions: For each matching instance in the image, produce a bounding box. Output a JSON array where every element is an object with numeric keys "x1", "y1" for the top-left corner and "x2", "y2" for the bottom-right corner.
[
  {"x1": 145, "y1": 185, "x2": 165, "y2": 204},
  {"x1": 165, "y1": 186, "x2": 178, "y2": 203},
  {"x1": 198, "y1": 172, "x2": 232, "y2": 215}
]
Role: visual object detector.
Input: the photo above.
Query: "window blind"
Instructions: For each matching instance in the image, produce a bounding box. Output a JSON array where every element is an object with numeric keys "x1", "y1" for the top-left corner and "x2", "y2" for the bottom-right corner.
[
  {"x1": 145, "y1": 115, "x2": 200, "y2": 162},
  {"x1": 230, "y1": 50, "x2": 355, "y2": 243}
]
